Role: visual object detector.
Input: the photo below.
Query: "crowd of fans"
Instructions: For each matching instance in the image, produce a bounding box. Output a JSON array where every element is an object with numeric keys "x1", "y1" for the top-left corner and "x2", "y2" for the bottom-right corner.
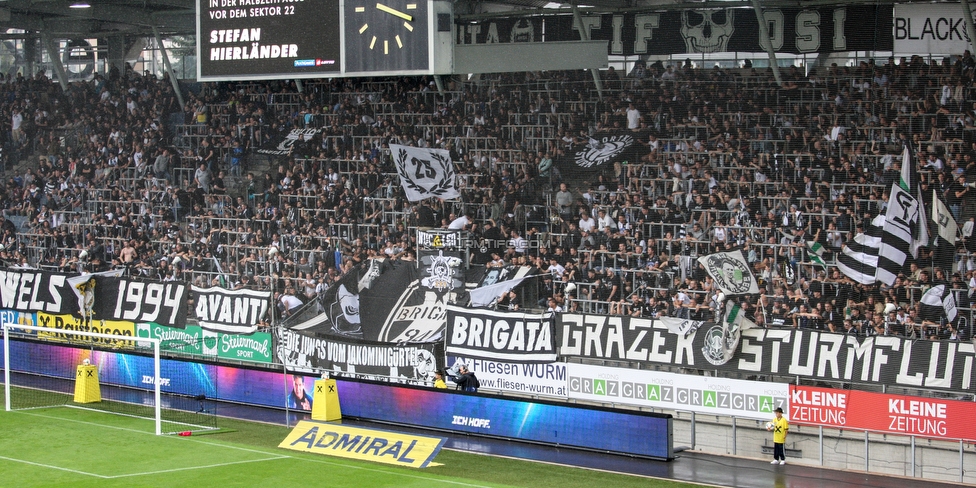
[{"x1": 0, "y1": 55, "x2": 975, "y2": 340}]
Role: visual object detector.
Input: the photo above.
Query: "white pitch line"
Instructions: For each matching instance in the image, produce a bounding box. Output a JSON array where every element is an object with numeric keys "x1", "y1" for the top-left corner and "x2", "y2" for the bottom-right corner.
[
  {"x1": 104, "y1": 456, "x2": 289, "y2": 479},
  {"x1": 0, "y1": 454, "x2": 109, "y2": 479},
  {"x1": 266, "y1": 452, "x2": 495, "y2": 488},
  {"x1": 9, "y1": 410, "x2": 499, "y2": 487}
]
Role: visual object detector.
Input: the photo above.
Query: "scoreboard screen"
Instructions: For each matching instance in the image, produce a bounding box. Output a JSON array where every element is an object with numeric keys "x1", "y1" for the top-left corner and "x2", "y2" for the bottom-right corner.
[
  {"x1": 197, "y1": 0, "x2": 448, "y2": 80},
  {"x1": 197, "y1": 0, "x2": 342, "y2": 81}
]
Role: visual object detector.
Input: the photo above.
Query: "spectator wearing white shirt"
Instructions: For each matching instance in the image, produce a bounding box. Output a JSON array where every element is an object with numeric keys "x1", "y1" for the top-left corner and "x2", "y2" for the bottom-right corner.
[
  {"x1": 596, "y1": 209, "x2": 616, "y2": 232},
  {"x1": 448, "y1": 212, "x2": 471, "y2": 230},
  {"x1": 579, "y1": 212, "x2": 596, "y2": 232}
]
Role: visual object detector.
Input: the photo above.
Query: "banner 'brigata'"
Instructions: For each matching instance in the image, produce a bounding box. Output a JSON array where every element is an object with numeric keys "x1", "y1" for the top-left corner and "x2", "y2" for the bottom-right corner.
[{"x1": 446, "y1": 306, "x2": 556, "y2": 363}]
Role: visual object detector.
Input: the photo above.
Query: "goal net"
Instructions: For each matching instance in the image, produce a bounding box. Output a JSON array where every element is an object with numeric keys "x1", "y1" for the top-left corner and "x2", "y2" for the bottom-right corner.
[{"x1": 3, "y1": 323, "x2": 218, "y2": 435}]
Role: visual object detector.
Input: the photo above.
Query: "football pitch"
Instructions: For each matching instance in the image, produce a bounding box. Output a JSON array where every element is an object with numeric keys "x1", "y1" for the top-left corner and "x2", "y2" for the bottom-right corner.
[{"x1": 0, "y1": 389, "x2": 698, "y2": 488}]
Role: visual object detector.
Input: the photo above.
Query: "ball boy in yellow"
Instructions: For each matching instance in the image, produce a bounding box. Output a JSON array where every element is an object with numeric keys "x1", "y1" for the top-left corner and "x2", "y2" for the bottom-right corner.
[{"x1": 769, "y1": 407, "x2": 789, "y2": 465}]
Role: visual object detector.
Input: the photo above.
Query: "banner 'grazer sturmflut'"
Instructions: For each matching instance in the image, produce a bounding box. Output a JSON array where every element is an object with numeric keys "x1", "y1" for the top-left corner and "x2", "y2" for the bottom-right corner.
[
  {"x1": 274, "y1": 327, "x2": 443, "y2": 383},
  {"x1": 92, "y1": 276, "x2": 188, "y2": 328},
  {"x1": 191, "y1": 286, "x2": 271, "y2": 334},
  {"x1": 555, "y1": 313, "x2": 976, "y2": 392},
  {"x1": 446, "y1": 306, "x2": 557, "y2": 363}
]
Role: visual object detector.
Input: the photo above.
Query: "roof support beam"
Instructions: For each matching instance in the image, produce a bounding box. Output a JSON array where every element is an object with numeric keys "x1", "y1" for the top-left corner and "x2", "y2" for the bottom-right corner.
[
  {"x1": 571, "y1": 4, "x2": 603, "y2": 101},
  {"x1": 152, "y1": 26, "x2": 184, "y2": 110},
  {"x1": 751, "y1": 0, "x2": 782, "y2": 87},
  {"x1": 41, "y1": 34, "x2": 68, "y2": 91}
]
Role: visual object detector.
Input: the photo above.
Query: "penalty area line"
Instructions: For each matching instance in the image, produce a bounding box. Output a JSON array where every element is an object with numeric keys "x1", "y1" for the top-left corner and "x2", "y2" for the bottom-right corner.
[{"x1": 0, "y1": 454, "x2": 109, "y2": 479}]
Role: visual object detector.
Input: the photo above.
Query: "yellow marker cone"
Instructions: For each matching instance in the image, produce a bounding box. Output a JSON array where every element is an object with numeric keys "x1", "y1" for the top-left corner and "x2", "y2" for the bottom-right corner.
[
  {"x1": 73, "y1": 364, "x2": 101, "y2": 403},
  {"x1": 311, "y1": 378, "x2": 341, "y2": 421}
]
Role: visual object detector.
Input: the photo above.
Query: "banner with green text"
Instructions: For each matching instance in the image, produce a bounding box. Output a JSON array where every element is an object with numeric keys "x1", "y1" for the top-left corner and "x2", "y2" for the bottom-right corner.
[{"x1": 135, "y1": 322, "x2": 273, "y2": 364}]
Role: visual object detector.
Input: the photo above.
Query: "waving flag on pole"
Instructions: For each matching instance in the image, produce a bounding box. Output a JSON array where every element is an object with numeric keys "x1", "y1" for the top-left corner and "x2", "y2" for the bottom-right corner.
[
  {"x1": 837, "y1": 214, "x2": 885, "y2": 285},
  {"x1": 932, "y1": 189, "x2": 959, "y2": 246},
  {"x1": 919, "y1": 284, "x2": 957, "y2": 324},
  {"x1": 806, "y1": 241, "x2": 826, "y2": 268},
  {"x1": 697, "y1": 250, "x2": 759, "y2": 295},
  {"x1": 875, "y1": 144, "x2": 927, "y2": 285},
  {"x1": 391, "y1": 144, "x2": 460, "y2": 202}
]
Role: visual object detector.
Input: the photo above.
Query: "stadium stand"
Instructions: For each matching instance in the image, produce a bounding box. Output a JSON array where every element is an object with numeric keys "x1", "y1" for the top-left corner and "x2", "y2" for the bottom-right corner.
[{"x1": 3, "y1": 56, "x2": 975, "y2": 341}]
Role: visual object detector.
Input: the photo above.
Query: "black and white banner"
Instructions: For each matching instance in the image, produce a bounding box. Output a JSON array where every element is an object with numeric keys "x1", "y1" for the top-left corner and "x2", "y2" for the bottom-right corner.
[
  {"x1": 191, "y1": 286, "x2": 271, "y2": 334},
  {"x1": 92, "y1": 276, "x2": 189, "y2": 328},
  {"x1": 284, "y1": 260, "x2": 453, "y2": 344},
  {"x1": 391, "y1": 144, "x2": 460, "y2": 202},
  {"x1": 257, "y1": 128, "x2": 321, "y2": 156},
  {"x1": 0, "y1": 268, "x2": 80, "y2": 315},
  {"x1": 920, "y1": 284, "x2": 958, "y2": 324},
  {"x1": 555, "y1": 312, "x2": 976, "y2": 392},
  {"x1": 697, "y1": 250, "x2": 760, "y2": 295},
  {"x1": 447, "y1": 306, "x2": 557, "y2": 363},
  {"x1": 894, "y1": 4, "x2": 975, "y2": 54},
  {"x1": 275, "y1": 327, "x2": 443, "y2": 382},
  {"x1": 417, "y1": 230, "x2": 462, "y2": 250},
  {"x1": 457, "y1": 6, "x2": 892, "y2": 55},
  {"x1": 559, "y1": 132, "x2": 644, "y2": 174}
]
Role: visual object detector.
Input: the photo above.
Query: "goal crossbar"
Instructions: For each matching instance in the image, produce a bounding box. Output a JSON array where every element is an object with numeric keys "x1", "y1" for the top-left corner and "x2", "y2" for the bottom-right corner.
[{"x1": 2, "y1": 322, "x2": 164, "y2": 435}]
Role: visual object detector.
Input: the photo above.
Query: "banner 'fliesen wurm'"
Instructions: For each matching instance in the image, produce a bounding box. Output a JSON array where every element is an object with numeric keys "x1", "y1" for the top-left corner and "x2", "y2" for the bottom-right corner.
[
  {"x1": 697, "y1": 250, "x2": 759, "y2": 295},
  {"x1": 91, "y1": 276, "x2": 188, "y2": 328},
  {"x1": 191, "y1": 286, "x2": 271, "y2": 335},
  {"x1": 390, "y1": 144, "x2": 460, "y2": 202},
  {"x1": 456, "y1": 6, "x2": 892, "y2": 55},
  {"x1": 274, "y1": 326, "x2": 443, "y2": 382},
  {"x1": 446, "y1": 306, "x2": 556, "y2": 363},
  {"x1": 196, "y1": 0, "x2": 341, "y2": 80}
]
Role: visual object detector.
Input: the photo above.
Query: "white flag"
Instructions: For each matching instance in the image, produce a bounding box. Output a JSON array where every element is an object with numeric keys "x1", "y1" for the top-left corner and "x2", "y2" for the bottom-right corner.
[
  {"x1": 391, "y1": 144, "x2": 460, "y2": 202},
  {"x1": 657, "y1": 316, "x2": 705, "y2": 338},
  {"x1": 697, "y1": 250, "x2": 759, "y2": 295},
  {"x1": 932, "y1": 189, "x2": 958, "y2": 245}
]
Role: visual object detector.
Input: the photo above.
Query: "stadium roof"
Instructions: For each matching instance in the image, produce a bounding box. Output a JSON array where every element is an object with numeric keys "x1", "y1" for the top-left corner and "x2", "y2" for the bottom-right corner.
[{"x1": 0, "y1": 0, "x2": 907, "y2": 38}]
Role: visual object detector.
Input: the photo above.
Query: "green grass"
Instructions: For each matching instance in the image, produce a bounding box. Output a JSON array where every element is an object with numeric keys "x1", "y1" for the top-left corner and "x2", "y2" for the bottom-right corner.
[{"x1": 0, "y1": 388, "x2": 702, "y2": 488}]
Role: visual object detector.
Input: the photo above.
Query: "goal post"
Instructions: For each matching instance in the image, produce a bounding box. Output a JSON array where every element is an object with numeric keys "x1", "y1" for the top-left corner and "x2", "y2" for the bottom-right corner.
[{"x1": 2, "y1": 322, "x2": 215, "y2": 435}]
